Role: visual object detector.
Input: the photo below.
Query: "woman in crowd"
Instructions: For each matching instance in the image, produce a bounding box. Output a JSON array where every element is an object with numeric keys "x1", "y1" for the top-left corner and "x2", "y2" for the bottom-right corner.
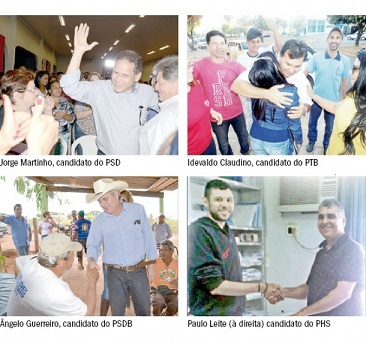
[
  {"x1": 307, "y1": 49, "x2": 366, "y2": 155},
  {"x1": 38, "y1": 211, "x2": 56, "y2": 239},
  {"x1": 188, "y1": 61, "x2": 222, "y2": 155},
  {"x1": 74, "y1": 72, "x2": 101, "y2": 139},
  {"x1": 0, "y1": 69, "x2": 58, "y2": 154},
  {"x1": 49, "y1": 80, "x2": 75, "y2": 148},
  {"x1": 34, "y1": 70, "x2": 50, "y2": 97},
  {"x1": 120, "y1": 189, "x2": 134, "y2": 203},
  {"x1": 248, "y1": 51, "x2": 302, "y2": 155}
]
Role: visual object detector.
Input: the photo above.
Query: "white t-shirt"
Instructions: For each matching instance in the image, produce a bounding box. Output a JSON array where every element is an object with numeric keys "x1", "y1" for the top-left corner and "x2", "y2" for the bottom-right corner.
[
  {"x1": 236, "y1": 46, "x2": 275, "y2": 70},
  {"x1": 237, "y1": 68, "x2": 313, "y2": 106},
  {"x1": 38, "y1": 220, "x2": 53, "y2": 236},
  {"x1": 7, "y1": 257, "x2": 87, "y2": 316}
]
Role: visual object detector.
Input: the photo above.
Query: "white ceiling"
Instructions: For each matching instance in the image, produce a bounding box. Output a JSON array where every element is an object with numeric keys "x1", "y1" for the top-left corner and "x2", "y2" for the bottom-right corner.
[{"x1": 19, "y1": 15, "x2": 178, "y2": 63}]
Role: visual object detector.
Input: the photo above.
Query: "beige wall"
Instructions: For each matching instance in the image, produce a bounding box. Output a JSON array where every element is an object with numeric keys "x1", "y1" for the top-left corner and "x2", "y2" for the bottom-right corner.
[
  {"x1": 0, "y1": 16, "x2": 59, "y2": 71},
  {"x1": 0, "y1": 16, "x2": 161, "y2": 81}
]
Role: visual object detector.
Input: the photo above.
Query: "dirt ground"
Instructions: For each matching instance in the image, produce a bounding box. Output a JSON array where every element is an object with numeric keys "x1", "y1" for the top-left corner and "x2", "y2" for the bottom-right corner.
[{"x1": 0, "y1": 229, "x2": 178, "y2": 316}]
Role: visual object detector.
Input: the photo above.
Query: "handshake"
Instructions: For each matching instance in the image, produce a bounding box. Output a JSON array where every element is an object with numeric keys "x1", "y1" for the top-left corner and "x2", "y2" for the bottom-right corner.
[{"x1": 262, "y1": 283, "x2": 285, "y2": 304}]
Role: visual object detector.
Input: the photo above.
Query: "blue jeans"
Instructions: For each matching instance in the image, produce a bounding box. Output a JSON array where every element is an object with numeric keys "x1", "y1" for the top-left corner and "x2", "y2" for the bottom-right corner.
[
  {"x1": 250, "y1": 136, "x2": 291, "y2": 155},
  {"x1": 201, "y1": 138, "x2": 217, "y2": 155},
  {"x1": 211, "y1": 113, "x2": 249, "y2": 155},
  {"x1": 307, "y1": 101, "x2": 335, "y2": 148},
  {"x1": 15, "y1": 245, "x2": 29, "y2": 256},
  {"x1": 74, "y1": 123, "x2": 86, "y2": 155},
  {"x1": 107, "y1": 266, "x2": 150, "y2": 316}
]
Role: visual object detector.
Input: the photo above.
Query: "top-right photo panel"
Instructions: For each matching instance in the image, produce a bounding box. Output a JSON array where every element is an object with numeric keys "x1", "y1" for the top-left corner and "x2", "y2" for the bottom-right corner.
[{"x1": 187, "y1": 15, "x2": 365, "y2": 156}]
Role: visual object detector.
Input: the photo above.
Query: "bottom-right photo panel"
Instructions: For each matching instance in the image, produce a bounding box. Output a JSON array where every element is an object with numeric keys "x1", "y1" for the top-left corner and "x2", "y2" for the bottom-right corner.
[{"x1": 187, "y1": 176, "x2": 365, "y2": 316}]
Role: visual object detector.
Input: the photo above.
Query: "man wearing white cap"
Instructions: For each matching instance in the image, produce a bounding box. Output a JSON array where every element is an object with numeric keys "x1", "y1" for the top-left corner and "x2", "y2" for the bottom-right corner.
[
  {"x1": 7, "y1": 233, "x2": 99, "y2": 316},
  {"x1": 86, "y1": 178, "x2": 157, "y2": 316}
]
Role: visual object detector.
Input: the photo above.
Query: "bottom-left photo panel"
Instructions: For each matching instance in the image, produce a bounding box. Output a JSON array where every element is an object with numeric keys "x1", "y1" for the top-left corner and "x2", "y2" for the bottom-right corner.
[{"x1": 0, "y1": 176, "x2": 178, "y2": 317}]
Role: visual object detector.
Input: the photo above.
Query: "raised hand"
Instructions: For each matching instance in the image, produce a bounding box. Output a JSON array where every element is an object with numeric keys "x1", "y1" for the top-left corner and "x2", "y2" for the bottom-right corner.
[
  {"x1": 74, "y1": 23, "x2": 98, "y2": 54},
  {"x1": 26, "y1": 97, "x2": 59, "y2": 155}
]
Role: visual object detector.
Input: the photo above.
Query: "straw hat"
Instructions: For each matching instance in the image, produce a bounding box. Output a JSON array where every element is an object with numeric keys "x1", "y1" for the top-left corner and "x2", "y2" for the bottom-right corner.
[{"x1": 86, "y1": 178, "x2": 128, "y2": 203}]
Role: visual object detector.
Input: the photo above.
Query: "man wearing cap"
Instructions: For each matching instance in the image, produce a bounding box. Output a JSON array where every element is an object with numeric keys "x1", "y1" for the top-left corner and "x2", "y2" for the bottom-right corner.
[
  {"x1": 7, "y1": 233, "x2": 99, "y2": 316},
  {"x1": 74, "y1": 210, "x2": 92, "y2": 270},
  {"x1": 151, "y1": 213, "x2": 173, "y2": 256},
  {"x1": 86, "y1": 178, "x2": 157, "y2": 316}
]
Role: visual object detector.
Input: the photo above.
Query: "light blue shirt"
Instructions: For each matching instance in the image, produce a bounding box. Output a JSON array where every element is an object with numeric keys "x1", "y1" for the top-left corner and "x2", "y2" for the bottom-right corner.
[
  {"x1": 306, "y1": 51, "x2": 350, "y2": 102},
  {"x1": 86, "y1": 202, "x2": 156, "y2": 266},
  {"x1": 60, "y1": 70, "x2": 158, "y2": 155},
  {"x1": 2, "y1": 215, "x2": 30, "y2": 246}
]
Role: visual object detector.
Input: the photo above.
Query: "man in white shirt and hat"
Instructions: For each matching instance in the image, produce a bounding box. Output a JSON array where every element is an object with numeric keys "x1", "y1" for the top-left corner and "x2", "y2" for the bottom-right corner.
[
  {"x1": 86, "y1": 178, "x2": 157, "y2": 316},
  {"x1": 7, "y1": 233, "x2": 99, "y2": 316}
]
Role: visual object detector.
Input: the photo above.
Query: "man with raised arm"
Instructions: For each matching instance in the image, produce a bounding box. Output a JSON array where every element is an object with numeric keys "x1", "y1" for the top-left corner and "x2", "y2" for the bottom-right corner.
[{"x1": 60, "y1": 23, "x2": 158, "y2": 155}]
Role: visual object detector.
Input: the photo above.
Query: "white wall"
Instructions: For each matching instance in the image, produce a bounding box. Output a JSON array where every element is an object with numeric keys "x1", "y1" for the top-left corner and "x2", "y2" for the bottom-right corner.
[{"x1": 263, "y1": 177, "x2": 324, "y2": 315}]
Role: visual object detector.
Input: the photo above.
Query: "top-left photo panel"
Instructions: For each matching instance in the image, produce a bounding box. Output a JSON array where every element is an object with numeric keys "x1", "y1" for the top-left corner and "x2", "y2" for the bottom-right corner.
[{"x1": 0, "y1": 15, "x2": 178, "y2": 156}]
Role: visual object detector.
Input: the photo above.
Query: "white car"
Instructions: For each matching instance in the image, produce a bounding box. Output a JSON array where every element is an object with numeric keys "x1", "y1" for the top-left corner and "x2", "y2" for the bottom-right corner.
[
  {"x1": 226, "y1": 40, "x2": 248, "y2": 60},
  {"x1": 347, "y1": 31, "x2": 366, "y2": 40}
]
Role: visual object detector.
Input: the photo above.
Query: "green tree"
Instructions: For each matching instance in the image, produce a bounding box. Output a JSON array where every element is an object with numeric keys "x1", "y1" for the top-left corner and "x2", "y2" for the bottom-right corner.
[
  {"x1": 14, "y1": 177, "x2": 48, "y2": 213},
  {"x1": 13, "y1": 177, "x2": 68, "y2": 214},
  {"x1": 187, "y1": 15, "x2": 202, "y2": 49},
  {"x1": 290, "y1": 16, "x2": 307, "y2": 36},
  {"x1": 328, "y1": 15, "x2": 366, "y2": 46}
]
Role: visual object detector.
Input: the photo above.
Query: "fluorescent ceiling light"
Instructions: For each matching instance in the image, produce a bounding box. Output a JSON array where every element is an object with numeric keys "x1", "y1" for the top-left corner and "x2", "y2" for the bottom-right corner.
[
  {"x1": 68, "y1": 42, "x2": 72, "y2": 47},
  {"x1": 109, "y1": 47, "x2": 113, "y2": 51},
  {"x1": 147, "y1": 51, "x2": 155, "y2": 55},
  {"x1": 139, "y1": 15, "x2": 145, "y2": 18},
  {"x1": 113, "y1": 40, "x2": 120, "y2": 46},
  {"x1": 59, "y1": 16, "x2": 65, "y2": 26},
  {"x1": 159, "y1": 45, "x2": 170, "y2": 50},
  {"x1": 105, "y1": 60, "x2": 114, "y2": 67},
  {"x1": 65, "y1": 34, "x2": 70, "y2": 41},
  {"x1": 125, "y1": 24, "x2": 136, "y2": 33}
]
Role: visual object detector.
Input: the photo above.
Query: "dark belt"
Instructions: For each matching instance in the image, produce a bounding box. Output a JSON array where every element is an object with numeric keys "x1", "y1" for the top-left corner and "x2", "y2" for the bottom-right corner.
[{"x1": 106, "y1": 259, "x2": 156, "y2": 272}]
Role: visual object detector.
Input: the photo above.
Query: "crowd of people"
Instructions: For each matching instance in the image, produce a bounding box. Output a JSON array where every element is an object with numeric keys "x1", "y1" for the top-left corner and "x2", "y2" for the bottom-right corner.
[
  {"x1": 188, "y1": 25, "x2": 366, "y2": 155},
  {"x1": 1, "y1": 178, "x2": 178, "y2": 316},
  {"x1": 0, "y1": 23, "x2": 178, "y2": 155}
]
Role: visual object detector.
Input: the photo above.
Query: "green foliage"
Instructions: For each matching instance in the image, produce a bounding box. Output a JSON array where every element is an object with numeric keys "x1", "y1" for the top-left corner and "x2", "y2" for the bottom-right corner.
[
  {"x1": 0, "y1": 255, "x2": 6, "y2": 272},
  {"x1": 14, "y1": 177, "x2": 47, "y2": 213},
  {"x1": 12, "y1": 177, "x2": 70, "y2": 214},
  {"x1": 327, "y1": 15, "x2": 366, "y2": 46},
  {"x1": 327, "y1": 15, "x2": 366, "y2": 26}
]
